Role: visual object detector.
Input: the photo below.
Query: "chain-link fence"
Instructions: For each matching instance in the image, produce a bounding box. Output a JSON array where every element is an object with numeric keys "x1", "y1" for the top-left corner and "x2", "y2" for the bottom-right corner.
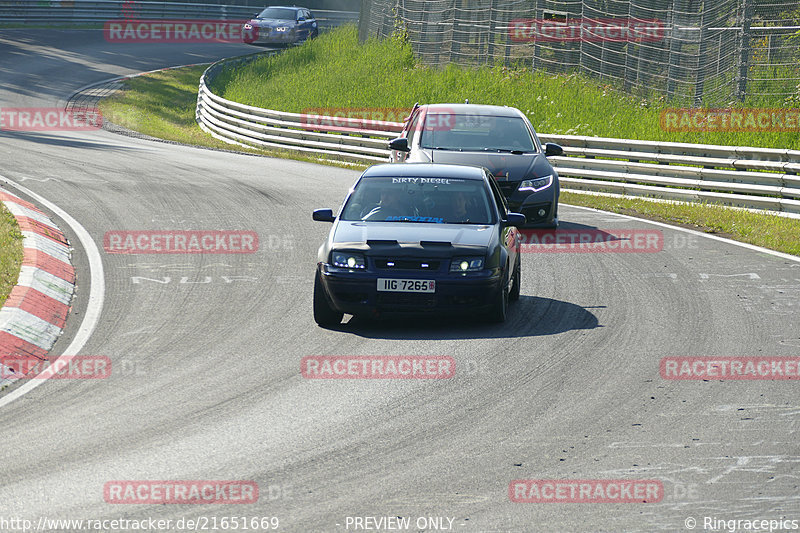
[{"x1": 358, "y1": 0, "x2": 800, "y2": 106}]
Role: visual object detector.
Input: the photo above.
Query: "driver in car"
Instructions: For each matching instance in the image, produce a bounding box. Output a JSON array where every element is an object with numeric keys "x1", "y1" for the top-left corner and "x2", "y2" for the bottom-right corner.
[{"x1": 362, "y1": 189, "x2": 408, "y2": 220}]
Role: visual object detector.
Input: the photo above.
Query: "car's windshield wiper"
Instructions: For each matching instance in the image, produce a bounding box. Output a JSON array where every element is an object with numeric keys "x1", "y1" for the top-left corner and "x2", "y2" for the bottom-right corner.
[
  {"x1": 486, "y1": 148, "x2": 531, "y2": 154},
  {"x1": 422, "y1": 146, "x2": 463, "y2": 151},
  {"x1": 379, "y1": 219, "x2": 443, "y2": 223}
]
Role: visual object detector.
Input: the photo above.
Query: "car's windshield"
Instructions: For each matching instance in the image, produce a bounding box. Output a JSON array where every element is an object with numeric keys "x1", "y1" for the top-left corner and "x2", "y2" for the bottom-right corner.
[
  {"x1": 340, "y1": 176, "x2": 495, "y2": 224},
  {"x1": 256, "y1": 7, "x2": 296, "y2": 19},
  {"x1": 420, "y1": 114, "x2": 536, "y2": 152}
]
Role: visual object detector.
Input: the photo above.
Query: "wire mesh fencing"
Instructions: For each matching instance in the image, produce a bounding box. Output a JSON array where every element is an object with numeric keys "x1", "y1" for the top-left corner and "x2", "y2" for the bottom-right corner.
[{"x1": 358, "y1": 0, "x2": 800, "y2": 107}]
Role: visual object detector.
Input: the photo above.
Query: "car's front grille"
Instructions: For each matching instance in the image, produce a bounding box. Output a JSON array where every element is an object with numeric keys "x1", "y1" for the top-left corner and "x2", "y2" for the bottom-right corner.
[
  {"x1": 374, "y1": 259, "x2": 441, "y2": 270},
  {"x1": 335, "y1": 291, "x2": 369, "y2": 303},
  {"x1": 376, "y1": 293, "x2": 436, "y2": 308},
  {"x1": 497, "y1": 181, "x2": 519, "y2": 197}
]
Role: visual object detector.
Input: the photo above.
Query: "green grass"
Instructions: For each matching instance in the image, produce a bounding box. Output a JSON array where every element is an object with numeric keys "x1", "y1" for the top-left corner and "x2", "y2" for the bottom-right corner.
[
  {"x1": 211, "y1": 25, "x2": 800, "y2": 150},
  {"x1": 100, "y1": 66, "x2": 238, "y2": 147},
  {"x1": 561, "y1": 191, "x2": 800, "y2": 257},
  {"x1": 98, "y1": 65, "x2": 367, "y2": 168},
  {"x1": 0, "y1": 202, "x2": 24, "y2": 307}
]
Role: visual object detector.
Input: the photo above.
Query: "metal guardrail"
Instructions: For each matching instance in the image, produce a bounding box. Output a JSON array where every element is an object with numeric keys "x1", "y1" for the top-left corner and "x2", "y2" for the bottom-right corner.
[
  {"x1": 0, "y1": 0, "x2": 357, "y2": 27},
  {"x1": 197, "y1": 55, "x2": 800, "y2": 216}
]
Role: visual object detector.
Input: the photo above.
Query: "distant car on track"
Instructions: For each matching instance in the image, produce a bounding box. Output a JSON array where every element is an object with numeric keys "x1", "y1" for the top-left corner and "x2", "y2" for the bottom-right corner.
[
  {"x1": 388, "y1": 103, "x2": 564, "y2": 228},
  {"x1": 312, "y1": 163, "x2": 526, "y2": 326},
  {"x1": 243, "y1": 6, "x2": 318, "y2": 46}
]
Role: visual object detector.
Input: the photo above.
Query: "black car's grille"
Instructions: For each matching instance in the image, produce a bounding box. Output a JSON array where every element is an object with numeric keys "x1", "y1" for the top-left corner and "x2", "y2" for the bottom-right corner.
[
  {"x1": 374, "y1": 259, "x2": 441, "y2": 270},
  {"x1": 497, "y1": 181, "x2": 520, "y2": 197},
  {"x1": 335, "y1": 291, "x2": 369, "y2": 303},
  {"x1": 377, "y1": 293, "x2": 436, "y2": 308}
]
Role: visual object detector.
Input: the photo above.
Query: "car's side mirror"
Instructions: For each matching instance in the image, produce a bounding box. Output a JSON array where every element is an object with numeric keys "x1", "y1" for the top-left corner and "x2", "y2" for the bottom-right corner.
[
  {"x1": 505, "y1": 213, "x2": 526, "y2": 227},
  {"x1": 313, "y1": 208, "x2": 335, "y2": 222},
  {"x1": 544, "y1": 143, "x2": 564, "y2": 157},
  {"x1": 253, "y1": 13, "x2": 260, "y2": 18},
  {"x1": 388, "y1": 137, "x2": 410, "y2": 152}
]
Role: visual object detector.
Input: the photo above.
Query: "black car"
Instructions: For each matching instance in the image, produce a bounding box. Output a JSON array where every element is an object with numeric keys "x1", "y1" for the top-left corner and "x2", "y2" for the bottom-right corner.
[
  {"x1": 312, "y1": 163, "x2": 526, "y2": 326},
  {"x1": 388, "y1": 103, "x2": 563, "y2": 227},
  {"x1": 243, "y1": 6, "x2": 318, "y2": 46}
]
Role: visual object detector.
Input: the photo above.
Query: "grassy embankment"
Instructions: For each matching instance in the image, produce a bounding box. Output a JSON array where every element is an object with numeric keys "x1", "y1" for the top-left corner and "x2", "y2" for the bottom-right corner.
[{"x1": 0, "y1": 203, "x2": 24, "y2": 306}]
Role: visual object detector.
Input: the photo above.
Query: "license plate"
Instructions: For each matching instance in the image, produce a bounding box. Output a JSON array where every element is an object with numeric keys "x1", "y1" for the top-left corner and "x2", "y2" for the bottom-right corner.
[{"x1": 377, "y1": 279, "x2": 435, "y2": 293}]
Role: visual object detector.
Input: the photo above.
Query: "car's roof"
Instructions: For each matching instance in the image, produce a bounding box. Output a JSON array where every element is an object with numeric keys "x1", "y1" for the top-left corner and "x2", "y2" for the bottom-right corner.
[
  {"x1": 266, "y1": 6, "x2": 304, "y2": 11},
  {"x1": 362, "y1": 163, "x2": 487, "y2": 181},
  {"x1": 422, "y1": 103, "x2": 523, "y2": 118}
]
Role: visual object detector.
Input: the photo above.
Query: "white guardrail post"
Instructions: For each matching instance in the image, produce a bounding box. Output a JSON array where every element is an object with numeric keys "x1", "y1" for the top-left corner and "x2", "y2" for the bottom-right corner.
[{"x1": 196, "y1": 60, "x2": 800, "y2": 217}]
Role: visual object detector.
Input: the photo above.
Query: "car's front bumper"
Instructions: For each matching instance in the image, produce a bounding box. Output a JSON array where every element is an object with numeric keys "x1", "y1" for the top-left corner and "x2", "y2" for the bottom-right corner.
[
  {"x1": 248, "y1": 28, "x2": 298, "y2": 44},
  {"x1": 318, "y1": 264, "x2": 504, "y2": 317}
]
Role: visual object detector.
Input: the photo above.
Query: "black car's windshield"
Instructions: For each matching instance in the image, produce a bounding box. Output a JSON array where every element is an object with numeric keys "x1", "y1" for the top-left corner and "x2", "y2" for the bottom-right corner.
[
  {"x1": 420, "y1": 114, "x2": 536, "y2": 152},
  {"x1": 340, "y1": 176, "x2": 496, "y2": 224},
  {"x1": 256, "y1": 7, "x2": 296, "y2": 19}
]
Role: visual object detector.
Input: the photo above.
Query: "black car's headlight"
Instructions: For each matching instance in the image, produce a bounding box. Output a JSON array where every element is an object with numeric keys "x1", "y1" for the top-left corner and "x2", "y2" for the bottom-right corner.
[
  {"x1": 276, "y1": 26, "x2": 288, "y2": 32},
  {"x1": 332, "y1": 252, "x2": 366, "y2": 269},
  {"x1": 450, "y1": 257, "x2": 484, "y2": 272},
  {"x1": 243, "y1": 23, "x2": 253, "y2": 29},
  {"x1": 519, "y1": 174, "x2": 553, "y2": 192}
]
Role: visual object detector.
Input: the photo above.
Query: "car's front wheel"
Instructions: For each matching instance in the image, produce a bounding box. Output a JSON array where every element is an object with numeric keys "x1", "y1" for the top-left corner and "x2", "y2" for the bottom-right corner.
[
  {"x1": 313, "y1": 271, "x2": 343, "y2": 326},
  {"x1": 509, "y1": 255, "x2": 521, "y2": 302},
  {"x1": 489, "y1": 269, "x2": 509, "y2": 323}
]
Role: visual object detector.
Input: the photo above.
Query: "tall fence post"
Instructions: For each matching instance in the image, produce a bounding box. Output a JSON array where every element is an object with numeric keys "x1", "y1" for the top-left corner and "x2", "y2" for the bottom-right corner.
[
  {"x1": 736, "y1": 0, "x2": 753, "y2": 101},
  {"x1": 693, "y1": 7, "x2": 707, "y2": 107},
  {"x1": 487, "y1": 0, "x2": 498, "y2": 64},
  {"x1": 358, "y1": 0, "x2": 371, "y2": 42},
  {"x1": 666, "y1": 0, "x2": 689, "y2": 99},
  {"x1": 532, "y1": 0, "x2": 541, "y2": 70}
]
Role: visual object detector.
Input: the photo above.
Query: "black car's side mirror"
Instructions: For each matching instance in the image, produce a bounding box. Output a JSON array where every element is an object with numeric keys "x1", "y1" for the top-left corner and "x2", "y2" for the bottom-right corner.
[
  {"x1": 388, "y1": 137, "x2": 410, "y2": 152},
  {"x1": 544, "y1": 143, "x2": 564, "y2": 157},
  {"x1": 313, "y1": 208, "x2": 335, "y2": 222},
  {"x1": 253, "y1": 13, "x2": 260, "y2": 18},
  {"x1": 505, "y1": 213, "x2": 526, "y2": 227}
]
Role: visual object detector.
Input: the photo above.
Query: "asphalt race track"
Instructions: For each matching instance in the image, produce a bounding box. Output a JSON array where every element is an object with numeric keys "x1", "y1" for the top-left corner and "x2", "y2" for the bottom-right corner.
[{"x1": 0, "y1": 29, "x2": 798, "y2": 533}]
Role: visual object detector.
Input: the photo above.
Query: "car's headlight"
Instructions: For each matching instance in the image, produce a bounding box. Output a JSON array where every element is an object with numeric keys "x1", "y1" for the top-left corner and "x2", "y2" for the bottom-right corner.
[
  {"x1": 243, "y1": 23, "x2": 253, "y2": 29},
  {"x1": 519, "y1": 174, "x2": 553, "y2": 192},
  {"x1": 332, "y1": 252, "x2": 366, "y2": 269},
  {"x1": 276, "y1": 26, "x2": 288, "y2": 32},
  {"x1": 450, "y1": 257, "x2": 484, "y2": 272}
]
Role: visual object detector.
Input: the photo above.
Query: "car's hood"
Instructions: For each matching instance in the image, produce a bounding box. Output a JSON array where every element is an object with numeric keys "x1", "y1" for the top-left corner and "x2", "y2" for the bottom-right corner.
[
  {"x1": 423, "y1": 150, "x2": 552, "y2": 182},
  {"x1": 332, "y1": 221, "x2": 493, "y2": 250}
]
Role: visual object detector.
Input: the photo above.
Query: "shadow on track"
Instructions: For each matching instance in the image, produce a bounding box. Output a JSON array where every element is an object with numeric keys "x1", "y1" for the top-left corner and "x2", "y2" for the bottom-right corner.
[
  {"x1": 327, "y1": 296, "x2": 602, "y2": 340},
  {"x1": 0, "y1": 130, "x2": 144, "y2": 151}
]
